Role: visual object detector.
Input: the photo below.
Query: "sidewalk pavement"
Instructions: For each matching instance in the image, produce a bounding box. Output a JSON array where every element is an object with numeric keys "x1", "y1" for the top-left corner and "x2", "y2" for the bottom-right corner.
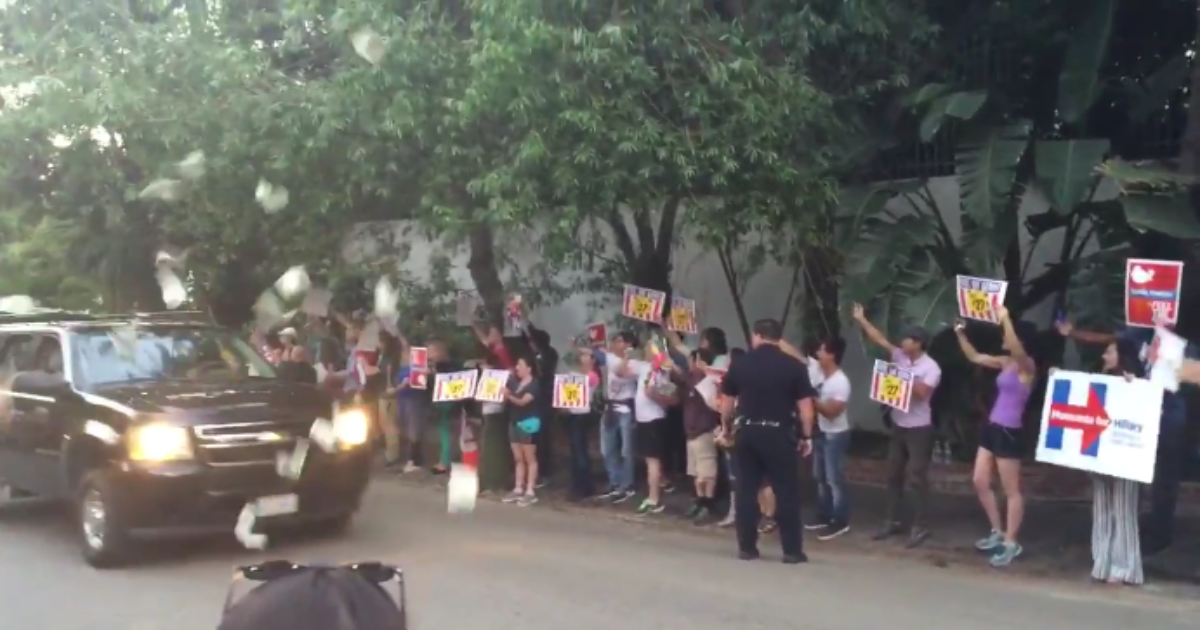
[{"x1": 384, "y1": 465, "x2": 1200, "y2": 585}]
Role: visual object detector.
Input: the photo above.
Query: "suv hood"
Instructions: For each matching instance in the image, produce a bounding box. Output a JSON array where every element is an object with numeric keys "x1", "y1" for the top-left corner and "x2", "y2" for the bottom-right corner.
[{"x1": 87, "y1": 379, "x2": 331, "y2": 425}]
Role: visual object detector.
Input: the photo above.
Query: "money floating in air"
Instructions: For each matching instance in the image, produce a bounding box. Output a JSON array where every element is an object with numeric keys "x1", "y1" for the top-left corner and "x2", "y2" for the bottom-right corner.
[
  {"x1": 255, "y1": 179, "x2": 289, "y2": 213},
  {"x1": 350, "y1": 27, "x2": 385, "y2": 65},
  {"x1": 0, "y1": 295, "x2": 38, "y2": 314},
  {"x1": 374, "y1": 277, "x2": 399, "y2": 321},
  {"x1": 447, "y1": 463, "x2": 479, "y2": 514},
  {"x1": 138, "y1": 178, "x2": 184, "y2": 202},
  {"x1": 108, "y1": 324, "x2": 138, "y2": 359},
  {"x1": 253, "y1": 290, "x2": 284, "y2": 330},
  {"x1": 154, "y1": 247, "x2": 187, "y2": 269},
  {"x1": 155, "y1": 268, "x2": 187, "y2": 310},
  {"x1": 176, "y1": 151, "x2": 206, "y2": 180},
  {"x1": 274, "y1": 266, "x2": 311, "y2": 299}
]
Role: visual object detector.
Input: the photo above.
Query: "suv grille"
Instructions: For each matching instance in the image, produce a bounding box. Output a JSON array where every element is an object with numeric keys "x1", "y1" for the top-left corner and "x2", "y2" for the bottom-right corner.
[{"x1": 193, "y1": 420, "x2": 313, "y2": 466}]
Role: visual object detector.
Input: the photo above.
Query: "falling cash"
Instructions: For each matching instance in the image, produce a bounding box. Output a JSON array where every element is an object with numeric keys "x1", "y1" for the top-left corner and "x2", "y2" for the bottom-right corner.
[
  {"x1": 138, "y1": 178, "x2": 184, "y2": 202},
  {"x1": 255, "y1": 179, "x2": 289, "y2": 213},
  {"x1": 108, "y1": 324, "x2": 139, "y2": 359},
  {"x1": 154, "y1": 247, "x2": 188, "y2": 269},
  {"x1": 155, "y1": 267, "x2": 187, "y2": 310},
  {"x1": 447, "y1": 464, "x2": 479, "y2": 514},
  {"x1": 309, "y1": 417, "x2": 337, "y2": 453},
  {"x1": 275, "y1": 438, "x2": 310, "y2": 480},
  {"x1": 274, "y1": 266, "x2": 311, "y2": 299},
  {"x1": 177, "y1": 151, "x2": 206, "y2": 180},
  {"x1": 374, "y1": 277, "x2": 399, "y2": 321},
  {"x1": 234, "y1": 504, "x2": 268, "y2": 550},
  {"x1": 0, "y1": 295, "x2": 38, "y2": 314},
  {"x1": 253, "y1": 290, "x2": 284, "y2": 330},
  {"x1": 350, "y1": 27, "x2": 386, "y2": 65}
]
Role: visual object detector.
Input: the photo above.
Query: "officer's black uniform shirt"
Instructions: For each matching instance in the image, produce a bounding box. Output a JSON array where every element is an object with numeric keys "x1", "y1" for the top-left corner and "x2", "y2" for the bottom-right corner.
[{"x1": 719, "y1": 344, "x2": 816, "y2": 424}]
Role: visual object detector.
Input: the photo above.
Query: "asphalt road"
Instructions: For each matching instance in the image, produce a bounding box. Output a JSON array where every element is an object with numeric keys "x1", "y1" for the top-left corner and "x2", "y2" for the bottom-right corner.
[{"x1": 1, "y1": 479, "x2": 1198, "y2": 630}]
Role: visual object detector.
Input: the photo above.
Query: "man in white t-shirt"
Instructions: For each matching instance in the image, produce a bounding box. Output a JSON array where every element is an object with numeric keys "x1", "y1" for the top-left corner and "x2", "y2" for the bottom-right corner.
[
  {"x1": 596, "y1": 332, "x2": 640, "y2": 503},
  {"x1": 804, "y1": 336, "x2": 853, "y2": 540}
]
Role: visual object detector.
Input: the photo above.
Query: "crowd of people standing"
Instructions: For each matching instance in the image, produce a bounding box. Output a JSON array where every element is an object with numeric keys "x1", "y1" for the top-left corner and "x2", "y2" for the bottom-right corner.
[{"x1": 249, "y1": 297, "x2": 1195, "y2": 583}]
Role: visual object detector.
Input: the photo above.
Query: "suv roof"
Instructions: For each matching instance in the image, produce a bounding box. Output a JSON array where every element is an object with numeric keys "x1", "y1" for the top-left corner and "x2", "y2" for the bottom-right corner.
[{"x1": 0, "y1": 309, "x2": 213, "y2": 329}]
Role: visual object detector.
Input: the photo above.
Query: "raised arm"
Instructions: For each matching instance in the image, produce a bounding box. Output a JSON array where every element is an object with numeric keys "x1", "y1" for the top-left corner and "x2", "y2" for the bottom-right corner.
[
  {"x1": 852, "y1": 303, "x2": 898, "y2": 355},
  {"x1": 998, "y1": 307, "x2": 1036, "y2": 376},
  {"x1": 954, "y1": 320, "x2": 1006, "y2": 370},
  {"x1": 663, "y1": 328, "x2": 692, "y2": 357},
  {"x1": 1055, "y1": 319, "x2": 1115, "y2": 346}
]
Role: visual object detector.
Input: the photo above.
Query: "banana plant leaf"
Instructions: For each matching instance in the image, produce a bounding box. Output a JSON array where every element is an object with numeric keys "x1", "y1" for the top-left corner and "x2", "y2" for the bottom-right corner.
[{"x1": 1034, "y1": 139, "x2": 1110, "y2": 213}]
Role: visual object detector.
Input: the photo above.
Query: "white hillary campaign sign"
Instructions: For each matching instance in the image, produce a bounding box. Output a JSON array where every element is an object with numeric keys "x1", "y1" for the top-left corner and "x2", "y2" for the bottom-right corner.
[{"x1": 1035, "y1": 370, "x2": 1162, "y2": 484}]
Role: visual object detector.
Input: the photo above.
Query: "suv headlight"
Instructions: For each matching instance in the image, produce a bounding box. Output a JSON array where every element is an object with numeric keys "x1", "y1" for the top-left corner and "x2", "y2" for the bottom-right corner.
[
  {"x1": 333, "y1": 408, "x2": 370, "y2": 447},
  {"x1": 127, "y1": 423, "x2": 194, "y2": 462}
]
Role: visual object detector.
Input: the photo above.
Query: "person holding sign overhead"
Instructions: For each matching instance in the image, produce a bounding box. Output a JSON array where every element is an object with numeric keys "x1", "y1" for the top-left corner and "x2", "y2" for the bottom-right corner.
[
  {"x1": 953, "y1": 306, "x2": 1037, "y2": 568},
  {"x1": 852, "y1": 303, "x2": 942, "y2": 548},
  {"x1": 503, "y1": 356, "x2": 541, "y2": 506}
]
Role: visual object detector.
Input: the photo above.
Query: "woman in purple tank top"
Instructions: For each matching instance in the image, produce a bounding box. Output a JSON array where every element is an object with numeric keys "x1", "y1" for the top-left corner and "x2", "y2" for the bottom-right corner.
[{"x1": 953, "y1": 305, "x2": 1037, "y2": 568}]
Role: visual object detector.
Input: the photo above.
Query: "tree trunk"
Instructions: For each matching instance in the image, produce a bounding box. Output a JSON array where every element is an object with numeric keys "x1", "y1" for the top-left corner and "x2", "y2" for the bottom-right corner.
[{"x1": 467, "y1": 222, "x2": 507, "y2": 329}]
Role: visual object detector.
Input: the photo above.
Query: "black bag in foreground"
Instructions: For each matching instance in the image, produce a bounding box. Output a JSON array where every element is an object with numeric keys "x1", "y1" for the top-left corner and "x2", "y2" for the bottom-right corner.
[{"x1": 219, "y1": 561, "x2": 407, "y2": 630}]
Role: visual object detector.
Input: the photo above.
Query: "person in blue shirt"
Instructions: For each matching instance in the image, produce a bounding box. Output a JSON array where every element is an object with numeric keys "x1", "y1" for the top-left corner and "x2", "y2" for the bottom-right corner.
[{"x1": 1056, "y1": 320, "x2": 1196, "y2": 554}]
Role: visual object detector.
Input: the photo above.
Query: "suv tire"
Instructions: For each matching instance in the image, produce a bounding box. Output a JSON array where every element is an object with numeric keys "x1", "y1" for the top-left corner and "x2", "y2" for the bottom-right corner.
[{"x1": 77, "y1": 470, "x2": 132, "y2": 568}]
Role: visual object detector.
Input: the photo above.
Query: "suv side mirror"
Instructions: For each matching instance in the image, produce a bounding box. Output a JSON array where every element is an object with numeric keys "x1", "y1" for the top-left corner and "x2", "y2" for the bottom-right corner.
[{"x1": 12, "y1": 371, "x2": 72, "y2": 399}]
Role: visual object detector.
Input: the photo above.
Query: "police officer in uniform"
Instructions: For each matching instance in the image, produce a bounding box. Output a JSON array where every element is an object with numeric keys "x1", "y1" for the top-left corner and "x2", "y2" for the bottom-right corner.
[{"x1": 719, "y1": 318, "x2": 816, "y2": 563}]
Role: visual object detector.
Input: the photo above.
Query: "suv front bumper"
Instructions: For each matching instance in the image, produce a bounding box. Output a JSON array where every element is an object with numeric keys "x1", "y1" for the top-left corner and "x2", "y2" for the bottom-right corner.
[{"x1": 110, "y1": 447, "x2": 372, "y2": 537}]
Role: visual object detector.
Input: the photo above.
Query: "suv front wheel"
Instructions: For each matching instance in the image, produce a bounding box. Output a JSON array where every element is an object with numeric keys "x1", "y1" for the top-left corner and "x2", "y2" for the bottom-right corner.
[{"x1": 77, "y1": 470, "x2": 132, "y2": 568}]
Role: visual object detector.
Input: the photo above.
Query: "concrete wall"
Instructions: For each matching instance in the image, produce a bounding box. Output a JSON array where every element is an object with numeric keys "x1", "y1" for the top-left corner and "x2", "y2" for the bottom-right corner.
[{"x1": 346, "y1": 176, "x2": 1116, "y2": 431}]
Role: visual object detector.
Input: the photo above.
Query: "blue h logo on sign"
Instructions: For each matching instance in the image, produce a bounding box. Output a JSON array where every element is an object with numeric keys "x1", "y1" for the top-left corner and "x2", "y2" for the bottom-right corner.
[{"x1": 1045, "y1": 379, "x2": 1107, "y2": 457}]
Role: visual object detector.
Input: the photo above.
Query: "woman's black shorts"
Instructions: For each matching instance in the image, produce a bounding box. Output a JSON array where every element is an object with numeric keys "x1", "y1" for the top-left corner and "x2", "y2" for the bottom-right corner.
[
  {"x1": 635, "y1": 418, "x2": 666, "y2": 460},
  {"x1": 979, "y1": 422, "x2": 1023, "y2": 460}
]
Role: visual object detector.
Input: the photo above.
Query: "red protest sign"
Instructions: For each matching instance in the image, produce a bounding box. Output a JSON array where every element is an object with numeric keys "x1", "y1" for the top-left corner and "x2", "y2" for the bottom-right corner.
[
  {"x1": 586, "y1": 323, "x2": 607, "y2": 346},
  {"x1": 408, "y1": 347, "x2": 429, "y2": 389},
  {"x1": 1125, "y1": 259, "x2": 1184, "y2": 328}
]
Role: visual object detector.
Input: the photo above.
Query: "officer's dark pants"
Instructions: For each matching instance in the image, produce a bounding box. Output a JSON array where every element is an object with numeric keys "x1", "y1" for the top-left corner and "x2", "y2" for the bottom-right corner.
[{"x1": 733, "y1": 423, "x2": 802, "y2": 557}]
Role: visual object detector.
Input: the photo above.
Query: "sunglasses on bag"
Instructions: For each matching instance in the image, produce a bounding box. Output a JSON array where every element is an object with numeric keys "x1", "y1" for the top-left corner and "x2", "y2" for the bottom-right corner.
[
  {"x1": 225, "y1": 560, "x2": 406, "y2": 612},
  {"x1": 237, "y1": 560, "x2": 402, "y2": 583}
]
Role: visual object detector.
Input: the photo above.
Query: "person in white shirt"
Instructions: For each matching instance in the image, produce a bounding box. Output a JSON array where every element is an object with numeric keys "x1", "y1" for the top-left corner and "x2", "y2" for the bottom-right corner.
[
  {"x1": 803, "y1": 336, "x2": 853, "y2": 539},
  {"x1": 596, "y1": 332, "x2": 640, "y2": 503},
  {"x1": 630, "y1": 356, "x2": 678, "y2": 515}
]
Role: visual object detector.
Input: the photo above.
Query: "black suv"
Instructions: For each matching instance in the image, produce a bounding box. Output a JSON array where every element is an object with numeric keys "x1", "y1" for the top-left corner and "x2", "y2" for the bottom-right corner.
[{"x1": 0, "y1": 310, "x2": 372, "y2": 567}]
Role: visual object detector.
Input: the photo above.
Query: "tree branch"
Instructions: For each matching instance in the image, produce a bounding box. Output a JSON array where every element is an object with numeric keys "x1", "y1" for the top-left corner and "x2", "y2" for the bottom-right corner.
[{"x1": 717, "y1": 244, "x2": 752, "y2": 344}]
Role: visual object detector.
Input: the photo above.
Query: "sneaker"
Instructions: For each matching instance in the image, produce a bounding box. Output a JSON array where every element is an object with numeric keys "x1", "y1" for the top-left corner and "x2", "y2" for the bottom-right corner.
[
  {"x1": 535, "y1": 478, "x2": 549, "y2": 489},
  {"x1": 518, "y1": 494, "x2": 539, "y2": 507},
  {"x1": 817, "y1": 521, "x2": 850, "y2": 541},
  {"x1": 661, "y1": 482, "x2": 676, "y2": 494},
  {"x1": 758, "y1": 517, "x2": 777, "y2": 534},
  {"x1": 636, "y1": 500, "x2": 664, "y2": 515},
  {"x1": 692, "y1": 507, "x2": 714, "y2": 525},
  {"x1": 717, "y1": 512, "x2": 736, "y2": 528},
  {"x1": 988, "y1": 542, "x2": 1022, "y2": 567},
  {"x1": 904, "y1": 527, "x2": 931, "y2": 549},
  {"x1": 402, "y1": 462, "x2": 420, "y2": 474},
  {"x1": 611, "y1": 489, "x2": 636, "y2": 504},
  {"x1": 597, "y1": 487, "x2": 621, "y2": 500},
  {"x1": 501, "y1": 490, "x2": 524, "y2": 503},
  {"x1": 975, "y1": 530, "x2": 1004, "y2": 552},
  {"x1": 870, "y1": 521, "x2": 902, "y2": 541},
  {"x1": 685, "y1": 503, "x2": 705, "y2": 519},
  {"x1": 804, "y1": 518, "x2": 831, "y2": 531}
]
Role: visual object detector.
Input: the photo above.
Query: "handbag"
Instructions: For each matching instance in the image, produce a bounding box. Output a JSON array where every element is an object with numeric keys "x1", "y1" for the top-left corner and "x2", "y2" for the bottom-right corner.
[{"x1": 517, "y1": 416, "x2": 541, "y2": 434}]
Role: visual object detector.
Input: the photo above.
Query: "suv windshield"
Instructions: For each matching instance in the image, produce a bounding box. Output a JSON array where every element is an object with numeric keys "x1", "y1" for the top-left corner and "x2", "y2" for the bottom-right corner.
[{"x1": 70, "y1": 327, "x2": 276, "y2": 388}]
